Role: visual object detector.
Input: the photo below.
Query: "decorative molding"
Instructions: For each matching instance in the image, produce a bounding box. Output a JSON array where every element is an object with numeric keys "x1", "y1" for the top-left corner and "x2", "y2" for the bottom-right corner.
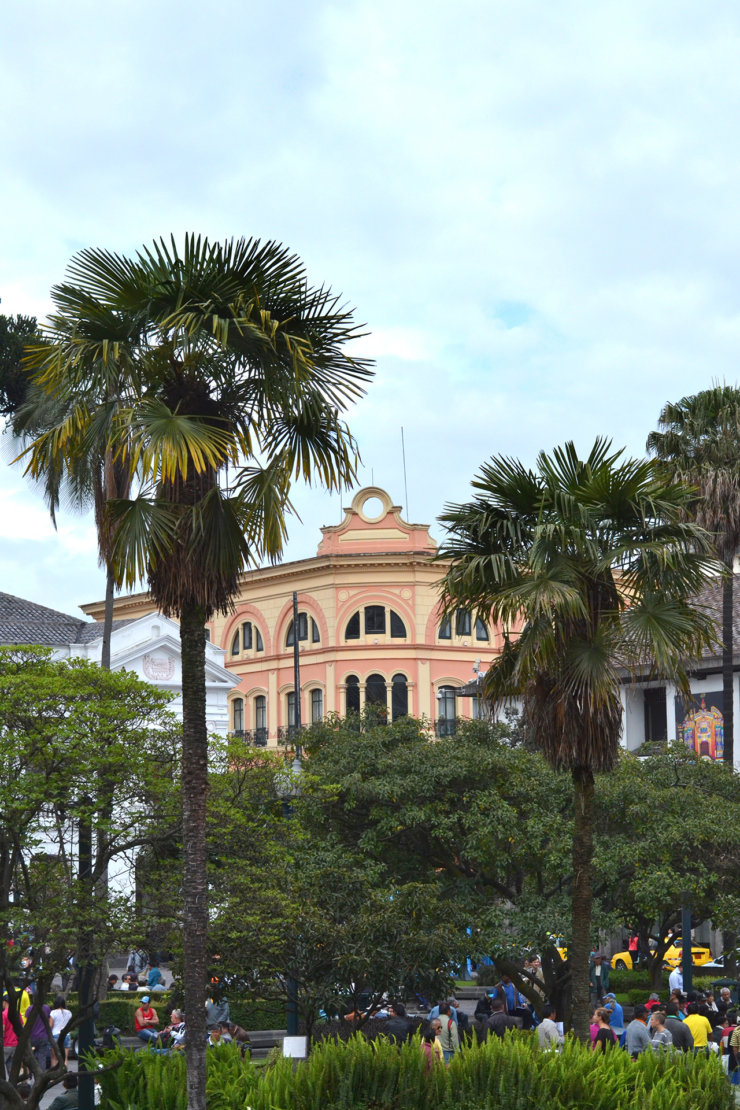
[{"x1": 143, "y1": 653, "x2": 175, "y2": 681}]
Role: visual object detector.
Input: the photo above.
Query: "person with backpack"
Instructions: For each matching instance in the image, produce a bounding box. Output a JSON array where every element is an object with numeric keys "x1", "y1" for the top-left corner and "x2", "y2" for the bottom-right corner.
[{"x1": 437, "y1": 1002, "x2": 459, "y2": 1063}]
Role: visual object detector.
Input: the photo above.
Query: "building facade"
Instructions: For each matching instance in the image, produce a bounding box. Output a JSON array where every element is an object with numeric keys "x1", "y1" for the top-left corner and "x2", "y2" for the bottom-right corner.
[{"x1": 83, "y1": 486, "x2": 502, "y2": 746}]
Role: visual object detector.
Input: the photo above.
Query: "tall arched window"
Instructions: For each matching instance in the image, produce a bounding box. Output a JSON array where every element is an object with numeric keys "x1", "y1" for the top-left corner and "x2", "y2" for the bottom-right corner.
[
  {"x1": 366, "y1": 673, "x2": 387, "y2": 718},
  {"x1": 391, "y1": 674, "x2": 408, "y2": 721},
  {"x1": 254, "y1": 695, "x2": 267, "y2": 745},
  {"x1": 232, "y1": 697, "x2": 244, "y2": 734},
  {"x1": 345, "y1": 675, "x2": 360, "y2": 714},
  {"x1": 436, "y1": 686, "x2": 457, "y2": 737},
  {"x1": 438, "y1": 616, "x2": 452, "y2": 639},
  {"x1": 390, "y1": 611, "x2": 406, "y2": 638},
  {"x1": 311, "y1": 688, "x2": 323, "y2": 723},
  {"x1": 345, "y1": 613, "x2": 360, "y2": 640}
]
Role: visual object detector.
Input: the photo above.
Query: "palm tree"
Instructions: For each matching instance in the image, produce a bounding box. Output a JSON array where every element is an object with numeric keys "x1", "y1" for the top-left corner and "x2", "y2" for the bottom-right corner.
[
  {"x1": 438, "y1": 440, "x2": 720, "y2": 1038},
  {"x1": 647, "y1": 386, "x2": 740, "y2": 767},
  {"x1": 19, "y1": 234, "x2": 372, "y2": 1110}
]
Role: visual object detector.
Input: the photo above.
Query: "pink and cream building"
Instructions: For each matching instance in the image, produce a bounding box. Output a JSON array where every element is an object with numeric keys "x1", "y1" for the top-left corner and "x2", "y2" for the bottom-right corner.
[{"x1": 84, "y1": 487, "x2": 502, "y2": 746}]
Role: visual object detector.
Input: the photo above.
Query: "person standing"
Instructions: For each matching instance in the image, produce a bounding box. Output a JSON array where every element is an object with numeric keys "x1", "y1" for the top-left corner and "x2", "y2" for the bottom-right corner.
[
  {"x1": 683, "y1": 1003, "x2": 713, "y2": 1054},
  {"x1": 664, "y1": 1002, "x2": 694, "y2": 1052},
  {"x1": 588, "y1": 954, "x2": 610, "y2": 1007},
  {"x1": 649, "y1": 1011, "x2": 674, "y2": 1052},
  {"x1": 592, "y1": 1008, "x2": 617, "y2": 1052},
  {"x1": 668, "y1": 964, "x2": 683, "y2": 994},
  {"x1": 420, "y1": 1019, "x2": 444, "y2": 1071},
  {"x1": 625, "y1": 1004, "x2": 651, "y2": 1058},
  {"x1": 537, "y1": 1002, "x2": 564, "y2": 1050},
  {"x1": 2, "y1": 999, "x2": 18, "y2": 1080},
  {"x1": 437, "y1": 1002, "x2": 459, "y2": 1064}
]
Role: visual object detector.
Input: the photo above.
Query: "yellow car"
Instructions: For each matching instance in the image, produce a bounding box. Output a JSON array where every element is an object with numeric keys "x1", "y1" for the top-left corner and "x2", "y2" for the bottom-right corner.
[{"x1": 610, "y1": 941, "x2": 712, "y2": 971}]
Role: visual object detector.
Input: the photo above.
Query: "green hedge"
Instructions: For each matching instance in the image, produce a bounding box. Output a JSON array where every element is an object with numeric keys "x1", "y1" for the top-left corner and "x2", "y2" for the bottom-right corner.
[
  {"x1": 83, "y1": 994, "x2": 283, "y2": 1035},
  {"x1": 97, "y1": 1032, "x2": 733, "y2": 1110}
]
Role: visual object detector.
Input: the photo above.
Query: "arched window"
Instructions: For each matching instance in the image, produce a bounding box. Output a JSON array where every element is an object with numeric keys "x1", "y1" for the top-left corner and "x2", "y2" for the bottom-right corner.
[
  {"x1": 345, "y1": 675, "x2": 360, "y2": 714},
  {"x1": 390, "y1": 611, "x2": 406, "y2": 638},
  {"x1": 256, "y1": 627, "x2": 264, "y2": 651},
  {"x1": 311, "y1": 688, "x2": 323, "y2": 723},
  {"x1": 438, "y1": 616, "x2": 451, "y2": 640},
  {"x1": 436, "y1": 685, "x2": 457, "y2": 737},
  {"x1": 391, "y1": 674, "x2": 408, "y2": 721},
  {"x1": 345, "y1": 613, "x2": 360, "y2": 640},
  {"x1": 455, "y1": 610, "x2": 471, "y2": 637},
  {"x1": 231, "y1": 630, "x2": 240, "y2": 655},
  {"x1": 365, "y1": 606, "x2": 386, "y2": 634},
  {"x1": 286, "y1": 612, "x2": 319, "y2": 647},
  {"x1": 232, "y1": 697, "x2": 244, "y2": 734},
  {"x1": 475, "y1": 618, "x2": 489, "y2": 642},
  {"x1": 254, "y1": 695, "x2": 267, "y2": 745},
  {"x1": 366, "y1": 673, "x2": 387, "y2": 717}
]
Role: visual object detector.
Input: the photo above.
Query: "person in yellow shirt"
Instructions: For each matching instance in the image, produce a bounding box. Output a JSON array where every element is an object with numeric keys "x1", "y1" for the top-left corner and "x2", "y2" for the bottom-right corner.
[{"x1": 683, "y1": 1004, "x2": 713, "y2": 1052}]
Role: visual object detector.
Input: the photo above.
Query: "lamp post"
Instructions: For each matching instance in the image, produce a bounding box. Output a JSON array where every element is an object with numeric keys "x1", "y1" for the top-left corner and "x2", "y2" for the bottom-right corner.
[
  {"x1": 292, "y1": 591, "x2": 302, "y2": 755},
  {"x1": 275, "y1": 756, "x2": 302, "y2": 1037}
]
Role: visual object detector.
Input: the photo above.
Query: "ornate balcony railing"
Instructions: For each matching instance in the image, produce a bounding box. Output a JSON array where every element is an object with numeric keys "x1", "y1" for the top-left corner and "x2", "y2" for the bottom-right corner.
[{"x1": 229, "y1": 728, "x2": 268, "y2": 747}]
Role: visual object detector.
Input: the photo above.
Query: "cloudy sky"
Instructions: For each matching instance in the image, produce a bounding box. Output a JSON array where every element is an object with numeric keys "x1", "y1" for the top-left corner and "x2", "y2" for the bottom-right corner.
[{"x1": 2, "y1": 0, "x2": 740, "y2": 616}]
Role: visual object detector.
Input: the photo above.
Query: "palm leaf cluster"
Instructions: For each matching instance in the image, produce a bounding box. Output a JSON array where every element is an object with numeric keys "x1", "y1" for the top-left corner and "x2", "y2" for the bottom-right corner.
[
  {"x1": 439, "y1": 438, "x2": 719, "y2": 773},
  {"x1": 17, "y1": 234, "x2": 372, "y2": 617}
]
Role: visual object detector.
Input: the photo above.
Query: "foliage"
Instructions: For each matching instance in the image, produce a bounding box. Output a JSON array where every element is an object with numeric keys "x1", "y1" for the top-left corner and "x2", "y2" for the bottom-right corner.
[
  {"x1": 647, "y1": 386, "x2": 740, "y2": 768},
  {"x1": 202, "y1": 736, "x2": 457, "y2": 1036},
  {"x1": 16, "y1": 234, "x2": 372, "y2": 1110},
  {"x1": 0, "y1": 308, "x2": 40, "y2": 417},
  {"x1": 0, "y1": 646, "x2": 179, "y2": 1105},
  {"x1": 95, "y1": 1034, "x2": 733, "y2": 1110},
  {"x1": 436, "y1": 439, "x2": 722, "y2": 1037}
]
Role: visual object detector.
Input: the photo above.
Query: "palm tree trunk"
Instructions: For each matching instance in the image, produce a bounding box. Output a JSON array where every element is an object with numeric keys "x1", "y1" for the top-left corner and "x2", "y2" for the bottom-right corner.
[
  {"x1": 100, "y1": 565, "x2": 115, "y2": 671},
  {"x1": 723, "y1": 568, "x2": 734, "y2": 767},
  {"x1": 570, "y1": 765, "x2": 594, "y2": 1040},
  {"x1": 180, "y1": 601, "x2": 209, "y2": 1110}
]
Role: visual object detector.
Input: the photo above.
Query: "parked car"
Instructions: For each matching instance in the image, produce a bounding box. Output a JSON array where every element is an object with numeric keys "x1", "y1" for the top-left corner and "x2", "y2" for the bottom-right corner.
[{"x1": 610, "y1": 940, "x2": 713, "y2": 971}]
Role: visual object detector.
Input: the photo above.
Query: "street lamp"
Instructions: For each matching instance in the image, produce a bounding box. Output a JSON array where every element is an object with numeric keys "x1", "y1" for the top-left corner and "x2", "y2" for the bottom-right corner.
[{"x1": 275, "y1": 757, "x2": 302, "y2": 1038}]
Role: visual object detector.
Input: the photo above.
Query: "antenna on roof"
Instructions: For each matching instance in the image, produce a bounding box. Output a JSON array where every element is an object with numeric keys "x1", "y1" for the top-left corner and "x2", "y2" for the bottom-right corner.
[{"x1": 401, "y1": 426, "x2": 409, "y2": 519}]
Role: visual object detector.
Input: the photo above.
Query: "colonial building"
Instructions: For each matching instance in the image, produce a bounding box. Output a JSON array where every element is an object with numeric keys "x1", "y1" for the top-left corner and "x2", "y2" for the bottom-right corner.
[{"x1": 82, "y1": 486, "x2": 501, "y2": 747}]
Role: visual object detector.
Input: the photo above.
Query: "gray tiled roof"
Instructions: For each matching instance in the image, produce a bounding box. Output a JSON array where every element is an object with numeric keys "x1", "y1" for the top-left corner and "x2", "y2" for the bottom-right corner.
[{"x1": 0, "y1": 592, "x2": 131, "y2": 646}]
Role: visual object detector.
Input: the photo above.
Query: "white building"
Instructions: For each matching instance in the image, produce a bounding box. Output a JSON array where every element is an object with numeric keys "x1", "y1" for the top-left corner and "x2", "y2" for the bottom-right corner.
[{"x1": 0, "y1": 592, "x2": 239, "y2": 732}]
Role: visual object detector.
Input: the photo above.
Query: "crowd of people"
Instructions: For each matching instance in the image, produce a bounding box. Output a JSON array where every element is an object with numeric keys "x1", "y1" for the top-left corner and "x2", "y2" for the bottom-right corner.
[{"x1": 412, "y1": 978, "x2": 740, "y2": 1079}]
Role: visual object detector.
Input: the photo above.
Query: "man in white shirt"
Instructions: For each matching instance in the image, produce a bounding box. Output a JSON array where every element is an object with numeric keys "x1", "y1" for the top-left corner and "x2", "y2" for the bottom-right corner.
[
  {"x1": 668, "y1": 964, "x2": 683, "y2": 993},
  {"x1": 537, "y1": 1002, "x2": 564, "y2": 1050}
]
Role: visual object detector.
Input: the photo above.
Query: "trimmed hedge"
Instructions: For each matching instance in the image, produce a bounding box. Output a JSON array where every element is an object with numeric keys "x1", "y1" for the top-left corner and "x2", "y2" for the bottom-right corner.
[{"x1": 97, "y1": 1031, "x2": 733, "y2": 1110}]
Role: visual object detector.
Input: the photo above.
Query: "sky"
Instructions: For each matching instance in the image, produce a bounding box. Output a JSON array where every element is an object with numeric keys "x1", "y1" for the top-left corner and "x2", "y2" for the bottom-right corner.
[{"x1": 3, "y1": 0, "x2": 740, "y2": 616}]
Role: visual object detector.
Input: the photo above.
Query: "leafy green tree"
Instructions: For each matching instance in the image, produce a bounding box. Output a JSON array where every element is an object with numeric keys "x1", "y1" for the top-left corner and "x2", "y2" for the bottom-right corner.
[
  {"x1": 597, "y1": 746, "x2": 740, "y2": 986},
  {"x1": 0, "y1": 647, "x2": 179, "y2": 1110},
  {"x1": 647, "y1": 386, "x2": 740, "y2": 767},
  {"x1": 0, "y1": 308, "x2": 39, "y2": 418},
  {"x1": 18, "y1": 235, "x2": 372, "y2": 1110},
  {"x1": 201, "y1": 738, "x2": 459, "y2": 1041},
  {"x1": 437, "y1": 440, "x2": 720, "y2": 1037}
]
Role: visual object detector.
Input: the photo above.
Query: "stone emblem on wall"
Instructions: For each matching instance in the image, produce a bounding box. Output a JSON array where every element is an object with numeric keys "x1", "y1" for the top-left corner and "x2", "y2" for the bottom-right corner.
[{"x1": 143, "y1": 653, "x2": 176, "y2": 681}]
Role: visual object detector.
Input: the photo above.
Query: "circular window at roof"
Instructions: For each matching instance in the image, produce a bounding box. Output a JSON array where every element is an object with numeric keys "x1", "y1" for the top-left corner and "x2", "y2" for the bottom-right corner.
[{"x1": 360, "y1": 495, "x2": 385, "y2": 521}]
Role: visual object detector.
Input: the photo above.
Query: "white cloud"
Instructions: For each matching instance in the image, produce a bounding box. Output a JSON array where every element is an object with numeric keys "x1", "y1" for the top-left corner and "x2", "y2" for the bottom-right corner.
[{"x1": 4, "y1": 0, "x2": 740, "y2": 607}]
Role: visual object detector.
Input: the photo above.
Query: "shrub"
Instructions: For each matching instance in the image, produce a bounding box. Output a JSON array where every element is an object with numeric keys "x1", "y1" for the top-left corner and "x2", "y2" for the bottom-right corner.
[{"x1": 96, "y1": 1031, "x2": 733, "y2": 1110}]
